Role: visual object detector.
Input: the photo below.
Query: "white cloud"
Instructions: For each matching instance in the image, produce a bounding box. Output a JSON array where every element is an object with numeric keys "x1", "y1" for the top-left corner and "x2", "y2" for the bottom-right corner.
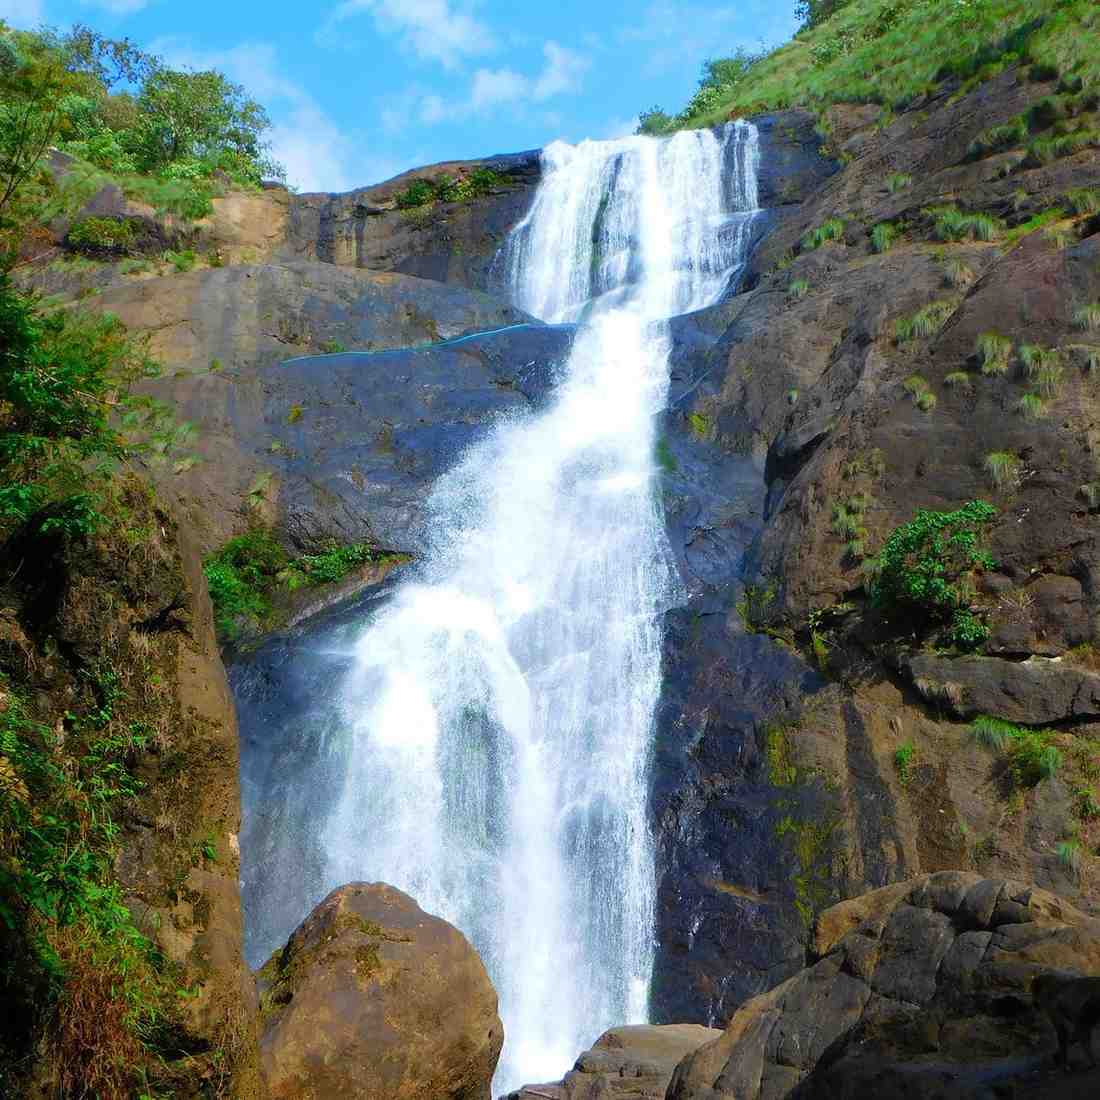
[
  {"x1": 420, "y1": 40, "x2": 589, "y2": 124},
  {"x1": 0, "y1": 0, "x2": 45, "y2": 27},
  {"x1": 320, "y1": 0, "x2": 494, "y2": 69},
  {"x1": 149, "y1": 37, "x2": 392, "y2": 193}
]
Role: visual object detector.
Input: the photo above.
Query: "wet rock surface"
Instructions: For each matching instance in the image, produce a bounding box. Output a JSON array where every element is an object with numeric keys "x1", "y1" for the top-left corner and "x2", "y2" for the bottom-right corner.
[
  {"x1": 667, "y1": 872, "x2": 1100, "y2": 1100},
  {"x1": 259, "y1": 882, "x2": 503, "y2": 1100}
]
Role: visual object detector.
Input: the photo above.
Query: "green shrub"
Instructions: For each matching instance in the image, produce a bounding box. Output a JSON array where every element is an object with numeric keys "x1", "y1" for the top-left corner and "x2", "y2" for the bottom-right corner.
[
  {"x1": 927, "y1": 205, "x2": 1003, "y2": 242},
  {"x1": 868, "y1": 500, "x2": 996, "y2": 647},
  {"x1": 319, "y1": 339, "x2": 346, "y2": 354},
  {"x1": 788, "y1": 277, "x2": 809, "y2": 300},
  {"x1": 969, "y1": 715, "x2": 1022, "y2": 751},
  {"x1": 1019, "y1": 343, "x2": 1060, "y2": 378},
  {"x1": 896, "y1": 300, "x2": 955, "y2": 342},
  {"x1": 1010, "y1": 728, "x2": 1062, "y2": 786},
  {"x1": 801, "y1": 217, "x2": 845, "y2": 251},
  {"x1": 1036, "y1": 362, "x2": 1064, "y2": 396},
  {"x1": 984, "y1": 451, "x2": 1020, "y2": 489},
  {"x1": 894, "y1": 741, "x2": 916, "y2": 784},
  {"x1": 871, "y1": 221, "x2": 898, "y2": 253},
  {"x1": 163, "y1": 249, "x2": 196, "y2": 273},
  {"x1": 968, "y1": 116, "x2": 1028, "y2": 159},
  {"x1": 395, "y1": 179, "x2": 435, "y2": 209},
  {"x1": 976, "y1": 331, "x2": 1012, "y2": 375},
  {"x1": 1073, "y1": 302, "x2": 1100, "y2": 331},
  {"x1": 67, "y1": 216, "x2": 136, "y2": 254},
  {"x1": 945, "y1": 371, "x2": 972, "y2": 390},
  {"x1": 203, "y1": 530, "x2": 385, "y2": 640},
  {"x1": 943, "y1": 257, "x2": 974, "y2": 288},
  {"x1": 1015, "y1": 392, "x2": 1047, "y2": 419},
  {"x1": 1065, "y1": 188, "x2": 1100, "y2": 214},
  {"x1": 1057, "y1": 838, "x2": 1082, "y2": 873},
  {"x1": 886, "y1": 171, "x2": 912, "y2": 193}
]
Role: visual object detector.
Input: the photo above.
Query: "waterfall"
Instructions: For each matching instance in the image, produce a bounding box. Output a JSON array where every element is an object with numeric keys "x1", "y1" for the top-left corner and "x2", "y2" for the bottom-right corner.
[{"x1": 243, "y1": 122, "x2": 760, "y2": 1095}]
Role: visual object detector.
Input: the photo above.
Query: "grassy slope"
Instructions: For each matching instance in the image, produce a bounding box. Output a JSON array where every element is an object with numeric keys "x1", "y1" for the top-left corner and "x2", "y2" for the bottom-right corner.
[{"x1": 678, "y1": 0, "x2": 1100, "y2": 127}]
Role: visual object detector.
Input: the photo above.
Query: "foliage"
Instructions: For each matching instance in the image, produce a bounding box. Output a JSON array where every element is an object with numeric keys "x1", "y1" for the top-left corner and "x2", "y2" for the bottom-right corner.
[
  {"x1": 886, "y1": 171, "x2": 912, "y2": 193},
  {"x1": 203, "y1": 528, "x2": 387, "y2": 641},
  {"x1": 894, "y1": 740, "x2": 916, "y2": 784},
  {"x1": 0, "y1": 673, "x2": 171, "y2": 1097},
  {"x1": 1065, "y1": 187, "x2": 1100, "y2": 214},
  {"x1": 736, "y1": 583, "x2": 777, "y2": 633},
  {"x1": 927, "y1": 204, "x2": 1003, "y2": 242},
  {"x1": 0, "y1": 276, "x2": 171, "y2": 539},
  {"x1": 944, "y1": 370, "x2": 972, "y2": 389},
  {"x1": 977, "y1": 331, "x2": 1012, "y2": 375},
  {"x1": 871, "y1": 221, "x2": 898, "y2": 253},
  {"x1": 1073, "y1": 302, "x2": 1100, "y2": 331},
  {"x1": 636, "y1": 106, "x2": 675, "y2": 135},
  {"x1": 788, "y1": 276, "x2": 809, "y2": 300},
  {"x1": 943, "y1": 257, "x2": 974, "y2": 289},
  {"x1": 67, "y1": 215, "x2": 135, "y2": 253},
  {"x1": 658, "y1": 1, "x2": 1100, "y2": 133},
  {"x1": 969, "y1": 715, "x2": 1020, "y2": 751},
  {"x1": 868, "y1": 500, "x2": 996, "y2": 647},
  {"x1": 1015, "y1": 391, "x2": 1047, "y2": 419},
  {"x1": 896, "y1": 300, "x2": 954, "y2": 342},
  {"x1": 801, "y1": 216, "x2": 845, "y2": 250},
  {"x1": 394, "y1": 167, "x2": 510, "y2": 209},
  {"x1": 984, "y1": 451, "x2": 1020, "y2": 489}
]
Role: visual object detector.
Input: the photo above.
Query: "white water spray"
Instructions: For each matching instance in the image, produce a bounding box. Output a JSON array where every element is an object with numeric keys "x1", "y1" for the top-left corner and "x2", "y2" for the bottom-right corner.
[{"x1": 322, "y1": 122, "x2": 760, "y2": 1093}]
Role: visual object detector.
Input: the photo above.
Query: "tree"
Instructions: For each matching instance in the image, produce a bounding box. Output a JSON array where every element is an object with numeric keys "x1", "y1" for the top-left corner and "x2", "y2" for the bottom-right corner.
[
  {"x1": 796, "y1": 0, "x2": 854, "y2": 29},
  {"x1": 134, "y1": 67, "x2": 278, "y2": 179},
  {"x1": 636, "y1": 106, "x2": 673, "y2": 136}
]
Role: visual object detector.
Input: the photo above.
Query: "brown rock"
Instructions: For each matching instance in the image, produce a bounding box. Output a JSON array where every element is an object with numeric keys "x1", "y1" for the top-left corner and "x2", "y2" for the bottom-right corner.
[
  {"x1": 507, "y1": 1024, "x2": 721, "y2": 1100},
  {"x1": 666, "y1": 873, "x2": 1100, "y2": 1100},
  {"x1": 259, "y1": 882, "x2": 503, "y2": 1100}
]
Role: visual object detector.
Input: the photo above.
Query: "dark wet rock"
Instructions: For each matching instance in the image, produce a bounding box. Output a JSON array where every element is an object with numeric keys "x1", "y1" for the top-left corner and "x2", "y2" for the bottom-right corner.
[
  {"x1": 259, "y1": 882, "x2": 502, "y2": 1100},
  {"x1": 667, "y1": 873, "x2": 1100, "y2": 1100}
]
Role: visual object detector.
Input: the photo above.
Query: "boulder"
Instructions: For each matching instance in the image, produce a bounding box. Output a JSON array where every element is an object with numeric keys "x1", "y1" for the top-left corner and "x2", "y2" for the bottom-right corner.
[
  {"x1": 902, "y1": 654, "x2": 1100, "y2": 725},
  {"x1": 506, "y1": 1024, "x2": 721, "y2": 1100},
  {"x1": 667, "y1": 872, "x2": 1100, "y2": 1100},
  {"x1": 259, "y1": 882, "x2": 503, "y2": 1100}
]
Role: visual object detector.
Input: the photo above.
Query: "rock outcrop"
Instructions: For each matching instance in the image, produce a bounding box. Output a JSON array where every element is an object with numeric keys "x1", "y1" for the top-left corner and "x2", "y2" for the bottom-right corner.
[
  {"x1": 258, "y1": 882, "x2": 503, "y2": 1100},
  {"x1": 507, "y1": 1025, "x2": 721, "y2": 1100},
  {"x1": 0, "y1": 477, "x2": 260, "y2": 1096},
  {"x1": 667, "y1": 872, "x2": 1100, "y2": 1100}
]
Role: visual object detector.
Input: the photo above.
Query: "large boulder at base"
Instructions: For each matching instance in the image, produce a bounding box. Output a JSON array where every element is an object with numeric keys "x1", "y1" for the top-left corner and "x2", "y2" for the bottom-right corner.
[
  {"x1": 258, "y1": 882, "x2": 503, "y2": 1100},
  {"x1": 667, "y1": 872, "x2": 1100, "y2": 1100},
  {"x1": 506, "y1": 1025, "x2": 721, "y2": 1100}
]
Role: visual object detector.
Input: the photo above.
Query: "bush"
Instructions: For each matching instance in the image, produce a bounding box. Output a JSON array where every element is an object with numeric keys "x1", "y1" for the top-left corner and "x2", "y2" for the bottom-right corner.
[
  {"x1": 984, "y1": 451, "x2": 1020, "y2": 489},
  {"x1": 801, "y1": 217, "x2": 845, "y2": 251},
  {"x1": 868, "y1": 500, "x2": 996, "y2": 647},
  {"x1": 67, "y1": 216, "x2": 136, "y2": 254},
  {"x1": 896, "y1": 300, "x2": 955, "y2": 342},
  {"x1": 871, "y1": 221, "x2": 898, "y2": 253},
  {"x1": 976, "y1": 331, "x2": 1012, "y2": 375}
]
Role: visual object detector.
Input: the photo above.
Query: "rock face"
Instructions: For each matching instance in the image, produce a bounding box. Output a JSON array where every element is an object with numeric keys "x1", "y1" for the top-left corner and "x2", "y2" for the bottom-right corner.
[
  {"x1": 285, "y1": 151, "x2": 541, "y2": 292},
  {"x1": 667, "y1": 872, "x2": 1100, "y2": 1100},
  {"x1": 0, "y1": 477, "x2": 260, "y2": 1096},
  {"x1": 507, "y1": 1025, "x2": 721, "y2": 1100},
  {"x1": 649, "y1": 61, "x2": 1100, "y2": 1027},
  {"x1": 258, "y1": 882, "x2": 503, "y2": 1100}
]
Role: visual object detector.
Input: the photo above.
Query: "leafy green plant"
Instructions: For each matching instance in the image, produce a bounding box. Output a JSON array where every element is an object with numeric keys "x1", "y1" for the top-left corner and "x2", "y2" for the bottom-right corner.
[
  {"x1": 894, "y1": 741, "x2": 916, "y2": 785},
  {"x1": 1065, "y1": 188, "x2": 1100, "y2": 215},
  {"x1": 0, "y1": 276, "x2": 168, "y2": 538},
  {"x1": 976, "y1": 331, "x2": 1012, "y2": 376},
  {"x1": 969, "y1": 715, "x2": 1022, "y2": 751},
  {"x1": 1011, "y1": 729, "x2": 1062, "y2": 786},
  {"x1": 868, "y1": 500, "x2": 996, "y2": 647},
  {"x1": 871, "y1": 221, "x2": 898, "y2": 253},
  {"x1": 801, "y1": 217, "x2": 845, "y2": 251},
  {"x1": 943, "y1": 257, "x2": 974, "y2": 289},
  {"x1": 1015, "y1": 392, "x2": 1047, "y2": 419},
  {"x1": 1073, "y1": 302, "x2": 1100, "y2": 331},
  {"x1": 67, "y1": 216, "x2": 136, "y2": 254},
  {"x1": 984, "y1": 451, "x2": 1020, "y2": 490},
  {"x1": 886, "y1": 171, "x2": 912, "y2": 193},
  {"x1": 896, "y1": 300, "x2": 954, "y2": 342},
  {"x1": 927, "y1": 205, "x2": 1003, "y2": 242}
]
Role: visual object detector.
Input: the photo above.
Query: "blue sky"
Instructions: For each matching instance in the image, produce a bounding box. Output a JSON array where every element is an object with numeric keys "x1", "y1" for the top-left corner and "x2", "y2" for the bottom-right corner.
[{"x1": 1, "y1": 0, "x2": 801, "y2": 193}]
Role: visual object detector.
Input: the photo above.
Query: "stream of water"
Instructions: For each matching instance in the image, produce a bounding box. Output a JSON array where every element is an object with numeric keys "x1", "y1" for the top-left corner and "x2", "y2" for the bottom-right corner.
[{"x1": 241, "y1": 121, "x2": 761, "y2": 1094}]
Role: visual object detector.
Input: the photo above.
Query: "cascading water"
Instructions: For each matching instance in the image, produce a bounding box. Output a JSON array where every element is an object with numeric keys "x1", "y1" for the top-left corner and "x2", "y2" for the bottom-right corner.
[{"x1": 242, "y1": 121, "x2": 760, "y2": 1095}]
